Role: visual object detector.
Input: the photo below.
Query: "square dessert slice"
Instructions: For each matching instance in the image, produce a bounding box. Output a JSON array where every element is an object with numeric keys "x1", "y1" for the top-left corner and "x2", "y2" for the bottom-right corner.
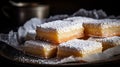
[
  {"x1": 83, "y1": 19, "x2": 120, "y2": 37},
  {"x1": 36, "y1": 20, "x2": 84, "y2": 44},
  {"x1": 57, "y1": 39, "x2": 102, "y2": 58},
  {"x1": 23, "y1": 40, "x2": 57, "y2": 58},
  {"x1": 88, "y1": 36, "x2": 120, "y2": 50}
]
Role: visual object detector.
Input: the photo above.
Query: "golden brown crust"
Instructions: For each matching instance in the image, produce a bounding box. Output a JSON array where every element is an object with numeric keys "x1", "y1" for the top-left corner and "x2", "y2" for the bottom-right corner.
[{"x1": 36, "y1": 28, "x2": 84, "y2": 44}]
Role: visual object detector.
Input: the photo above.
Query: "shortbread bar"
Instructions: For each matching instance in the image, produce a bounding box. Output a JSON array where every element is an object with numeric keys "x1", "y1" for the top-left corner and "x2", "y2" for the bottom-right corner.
[
  {"x1": 57, "y1": 39, "x2": 102, "y2": 58},
  {"x1": 36, "y1": 20, "x2": 84, "y2": 44},
  {"x1": 88, "y1": 36, "x2": 120, "y2": 50},
  {"x1": 22, "y1": 40, "x2": 57, "y2": 58},
  {"x1": 83, "y1": 19, "x2": 120, "y2": 37}
]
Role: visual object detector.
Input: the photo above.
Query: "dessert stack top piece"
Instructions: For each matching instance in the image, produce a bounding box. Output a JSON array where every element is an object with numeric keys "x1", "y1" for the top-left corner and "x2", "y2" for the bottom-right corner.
[{"x1": 37, "y1": 20, "x2": 83, "y2": 33}]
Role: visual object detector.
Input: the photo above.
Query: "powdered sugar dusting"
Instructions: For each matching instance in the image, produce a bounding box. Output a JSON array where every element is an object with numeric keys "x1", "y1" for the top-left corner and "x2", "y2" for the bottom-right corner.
[
  {"x1": 64, "y1": 16, "x2": 94, "y2": 21},
  {"x1": 59, "y1": 39, "x2": 102, "y2": 52},
  {"x1": 27, "y1": 30, "x2": 36, "y2": 34},
  {"x1": 26, "y1": 30, "x2": 36, "y2": 40},
  {"x1": 64, "y1": 16, "x2": 96, "y2": 23},
  {"x1": 88, "y1": 36, "x2": 120, "y2": 46},
  {"x1": 24, "y1": 40, "x2": 56, "y2": 48},
  {"x1": 37, "y1": 20, "x2": 83, "y2": 33},
  {"x1": 84, "y1": 19, "x2": 120, "y2": 28}
]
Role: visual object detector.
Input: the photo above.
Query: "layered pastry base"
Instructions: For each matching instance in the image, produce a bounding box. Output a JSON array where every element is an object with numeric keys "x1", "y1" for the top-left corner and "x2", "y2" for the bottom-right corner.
[
  {"x1": 23, "y1": 40, "x2": 57, "y2": 58},
  {"x1": 83, "y1": 19, "x2": 120, "y2": 37},
  {"x1": 57, "y1": 39, "x2": 102, "y2": 58},
  {"x1": 36, "y1": 20, "x2": 84, "y2": 44},
  {"x1": 88, "y1": 36, "x2": 120, "y2": 50}
]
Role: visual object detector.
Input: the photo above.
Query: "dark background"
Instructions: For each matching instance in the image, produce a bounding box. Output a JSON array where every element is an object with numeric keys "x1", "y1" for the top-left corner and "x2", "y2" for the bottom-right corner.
[
  {"x1": 0, "y1": 0, "x2": 120, "y2": 67},
  {"x1": 0, "y1": 0, "x2": 120, "y2": 33}
]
